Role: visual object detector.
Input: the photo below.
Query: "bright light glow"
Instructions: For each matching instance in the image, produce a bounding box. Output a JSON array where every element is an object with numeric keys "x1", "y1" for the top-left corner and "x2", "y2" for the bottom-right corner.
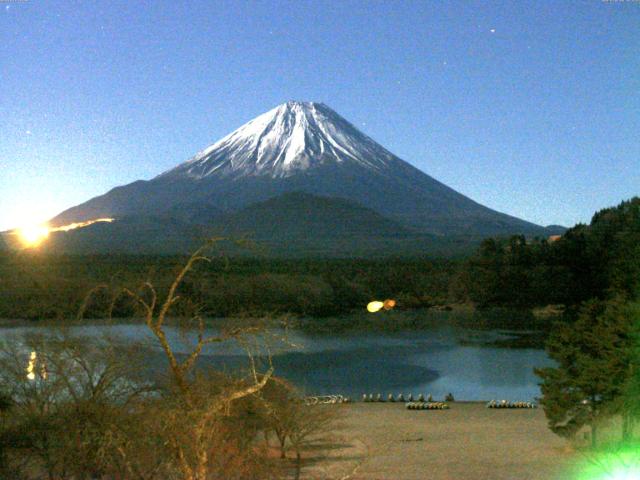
[
  {"x1": 367, "y1": 299, "x2": 397, "y2": 313},
  {"x1": 573, "y1": 444, "x2": 640, "y2": 480},
  {"x1": 53, "y1": 217, "x2": 114, "y2": 232},
  {"x1": 26, "y1": 351, "x2": 36, "y2": 381},
  {"x1": 18, "y1": 224, "x2": 49, "y2": 247},
  {"x1": 383, "y1": 299, "x2": 396, "y2": 310},
  {"x1": 586, "y1": 464, "x2": 640, "y2": 480},
  {"x1": 12, "y1": 217, "x2": 114, "y2": 249},
  {"x1": 367, "y1": 301, "x2": 384, "y2": 313},
  {"x1": 25, "y1": 350, "x2": 47, "y2": 381},
  {"x1": 610, "y1": 468, "x2": 640, "y2": 480}
]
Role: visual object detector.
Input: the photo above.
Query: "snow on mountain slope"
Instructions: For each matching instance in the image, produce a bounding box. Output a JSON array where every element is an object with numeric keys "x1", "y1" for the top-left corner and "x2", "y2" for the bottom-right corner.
[
  {"x1": 157, "y1": 101, "x2": 398, "y2": 179},
  {"x1": 50, "y1": 100, "x2": 549, "y2": 239}
]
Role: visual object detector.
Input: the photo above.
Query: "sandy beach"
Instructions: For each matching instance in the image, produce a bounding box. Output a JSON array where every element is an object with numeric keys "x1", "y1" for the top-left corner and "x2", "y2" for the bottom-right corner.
[{"x1": 306, "y1": 402, "x2": 580, "y2": 480}]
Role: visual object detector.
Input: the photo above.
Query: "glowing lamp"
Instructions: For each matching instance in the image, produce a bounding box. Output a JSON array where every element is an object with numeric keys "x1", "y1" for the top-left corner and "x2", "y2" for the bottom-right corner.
[{"x1": 367, "y1": 301, "x2": 384, "y2": 313}]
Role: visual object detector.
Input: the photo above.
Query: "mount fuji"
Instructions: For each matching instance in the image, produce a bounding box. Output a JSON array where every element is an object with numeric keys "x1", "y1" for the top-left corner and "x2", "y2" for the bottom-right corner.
[{"x1": 46, "y1": 101, "x2": 558, "y2": 255}]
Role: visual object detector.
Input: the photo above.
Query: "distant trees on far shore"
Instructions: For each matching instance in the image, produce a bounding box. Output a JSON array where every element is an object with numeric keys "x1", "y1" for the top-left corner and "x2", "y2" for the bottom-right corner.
[
  {"x1": 0, "y1": 254, "x2": 458, "y2": 321},
  {"x1": 0, "y1": 198, "x2": 638, "y2": 329},
  {"x1": 462, "y1": 197, "x2": 640, "y2": 310}
]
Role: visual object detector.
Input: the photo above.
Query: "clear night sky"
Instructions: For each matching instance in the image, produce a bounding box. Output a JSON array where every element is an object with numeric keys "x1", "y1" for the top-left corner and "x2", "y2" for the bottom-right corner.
[{"x1": 1, "y1": 0, "x2": 638, "y2": 231}]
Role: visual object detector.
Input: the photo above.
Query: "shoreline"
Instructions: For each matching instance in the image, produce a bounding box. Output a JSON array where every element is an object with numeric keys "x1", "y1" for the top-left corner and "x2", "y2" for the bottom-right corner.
[{"x1": 0, "y1": 309, "x2": 555, "y2": 342}]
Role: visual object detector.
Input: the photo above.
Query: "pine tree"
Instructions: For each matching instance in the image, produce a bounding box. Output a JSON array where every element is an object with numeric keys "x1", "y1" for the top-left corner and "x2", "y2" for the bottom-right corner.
[
  {"x1": 535, "y1": 298, "x2": 634, "y2": 447},
  {"x1": 616, "y1": 300, "x2": 640, "y2": 442}
]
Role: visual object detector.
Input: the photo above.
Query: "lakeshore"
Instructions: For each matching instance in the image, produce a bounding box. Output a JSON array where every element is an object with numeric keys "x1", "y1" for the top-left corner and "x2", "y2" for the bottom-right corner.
[
  {"x1": 0, "y1": 320, "x2": 552, "y2": 401},
  {"x1": 306, "y1": 402, "x2": 580, "y2": 480}
]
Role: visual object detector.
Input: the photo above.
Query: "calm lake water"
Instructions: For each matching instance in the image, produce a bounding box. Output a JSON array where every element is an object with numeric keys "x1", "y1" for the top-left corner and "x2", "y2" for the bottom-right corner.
[{"x1": 0, "y1": 319, "x2": 553, "y2": 402}]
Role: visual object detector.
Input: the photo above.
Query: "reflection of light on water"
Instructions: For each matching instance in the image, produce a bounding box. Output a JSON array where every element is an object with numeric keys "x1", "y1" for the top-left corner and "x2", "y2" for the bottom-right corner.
[
  {"x1": 26, "y1": 351, "x2": 46, "y2": 381},
  {"x1": 26, "y1": 351, "x2": 37, "y2": 380},
  {"x1": 8, "y1": 322, "x2": 550, "y2": 400}
]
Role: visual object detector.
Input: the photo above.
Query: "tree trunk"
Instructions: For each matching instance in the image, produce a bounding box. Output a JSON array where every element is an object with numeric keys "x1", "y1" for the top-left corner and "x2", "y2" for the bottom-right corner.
[
  {"x1": 279, "y1": 437, "x2": 286, "y2": 459},
  {"x1": 622, "y1": 412, "x2": 631, "y2": 442},
  {"x1": 294, "y1": 450, "x2": 301, "y2": 480},
  {"x1": 591, "y1": 423, "x2": 597, "y2": 448}
]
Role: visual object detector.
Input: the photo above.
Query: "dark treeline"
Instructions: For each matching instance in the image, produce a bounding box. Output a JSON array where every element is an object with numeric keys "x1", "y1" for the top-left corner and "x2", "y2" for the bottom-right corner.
[
  {"x1": 461, "y1": 197, "x2": 640, "y2": 309},
  {"x1": 457, "y1": 197, "x2": 640, "y2": 448},
  {"x1": 510, "y1": 197, "x2": 640, "y2": 448},
  {"x1": 0, "y1": 253, "x2": 458, "y2": 320},
  {"x1": 1, "y1": 197, "x2": 637, "y2": 322}
]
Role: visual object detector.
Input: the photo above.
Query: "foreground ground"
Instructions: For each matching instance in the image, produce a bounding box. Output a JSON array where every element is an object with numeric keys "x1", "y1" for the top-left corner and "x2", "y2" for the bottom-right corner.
[{"x1": 306, "y1": 402, "x2": 581, "y2": 480}]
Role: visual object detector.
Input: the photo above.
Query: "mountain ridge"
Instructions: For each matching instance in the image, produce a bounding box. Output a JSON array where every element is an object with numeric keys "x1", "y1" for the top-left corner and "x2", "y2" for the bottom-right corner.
[
  {"x1": 37, "y1": 192, "x2": 478, "y2": 257},
  {"x1": 47, "y1": 101, "x2": 555, "y2": 254}
]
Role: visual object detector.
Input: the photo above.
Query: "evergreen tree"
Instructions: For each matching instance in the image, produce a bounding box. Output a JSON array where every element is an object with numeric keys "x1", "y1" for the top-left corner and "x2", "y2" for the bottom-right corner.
[
  {"x1": 463, "y1": 196, "x2": 640, "y2": 309},
  {"x1": 535, "y1": 298, "x2": 634, "y2": 446},
  {"x1": 617, "y1": 300, "x2": 640, "y2": 441}
]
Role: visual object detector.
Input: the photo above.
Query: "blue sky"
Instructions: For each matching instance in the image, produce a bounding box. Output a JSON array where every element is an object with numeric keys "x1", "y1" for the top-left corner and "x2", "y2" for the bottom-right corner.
[{"x1": 1, "y1": 0, "x2": 638, "y2": 230}]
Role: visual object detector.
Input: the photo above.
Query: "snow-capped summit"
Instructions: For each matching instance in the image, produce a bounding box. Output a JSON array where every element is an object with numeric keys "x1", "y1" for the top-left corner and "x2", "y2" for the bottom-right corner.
[
  {"x1": 158, "y1": 101, "x2": 397, "y2": 180},
  {"x1": 51, "y1": 101, "x2": 551, "y2": 241}
]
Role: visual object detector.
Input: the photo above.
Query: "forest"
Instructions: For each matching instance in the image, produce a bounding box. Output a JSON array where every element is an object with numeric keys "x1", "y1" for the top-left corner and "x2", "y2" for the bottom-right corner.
[
  {"x1": 1, "y1": 197, "x2": 638, "y2": 326},
  {"x1": 462, "y1": 197, "x2": 640, "y2": 310}
]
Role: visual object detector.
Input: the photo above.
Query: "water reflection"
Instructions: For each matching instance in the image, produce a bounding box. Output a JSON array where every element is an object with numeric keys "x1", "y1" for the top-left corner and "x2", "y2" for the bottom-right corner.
[{"x1": 0, "y1": 322, "x2": 553, "y2": 401}]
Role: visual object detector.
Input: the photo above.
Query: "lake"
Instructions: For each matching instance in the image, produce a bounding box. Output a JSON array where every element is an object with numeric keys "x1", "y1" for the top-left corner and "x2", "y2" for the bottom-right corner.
[{"x1": 0, "y1": 318, "x2": 553, "y2": 402}]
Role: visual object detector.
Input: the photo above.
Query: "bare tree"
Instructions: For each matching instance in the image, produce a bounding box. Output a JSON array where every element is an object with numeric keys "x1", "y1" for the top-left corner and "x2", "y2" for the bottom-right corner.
[
  {"x1": 0, "y1": 331, "x2": 153, "y2": 480},
  {"x1": 1, "y1": 239, "x2": 349, "y2": 480},
  {"x1": 257, "y1": 378, "x2": 338, "y2": 480},
  {"x1": 105, "y1": 239, "x2": 277, "y2": 480}
]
